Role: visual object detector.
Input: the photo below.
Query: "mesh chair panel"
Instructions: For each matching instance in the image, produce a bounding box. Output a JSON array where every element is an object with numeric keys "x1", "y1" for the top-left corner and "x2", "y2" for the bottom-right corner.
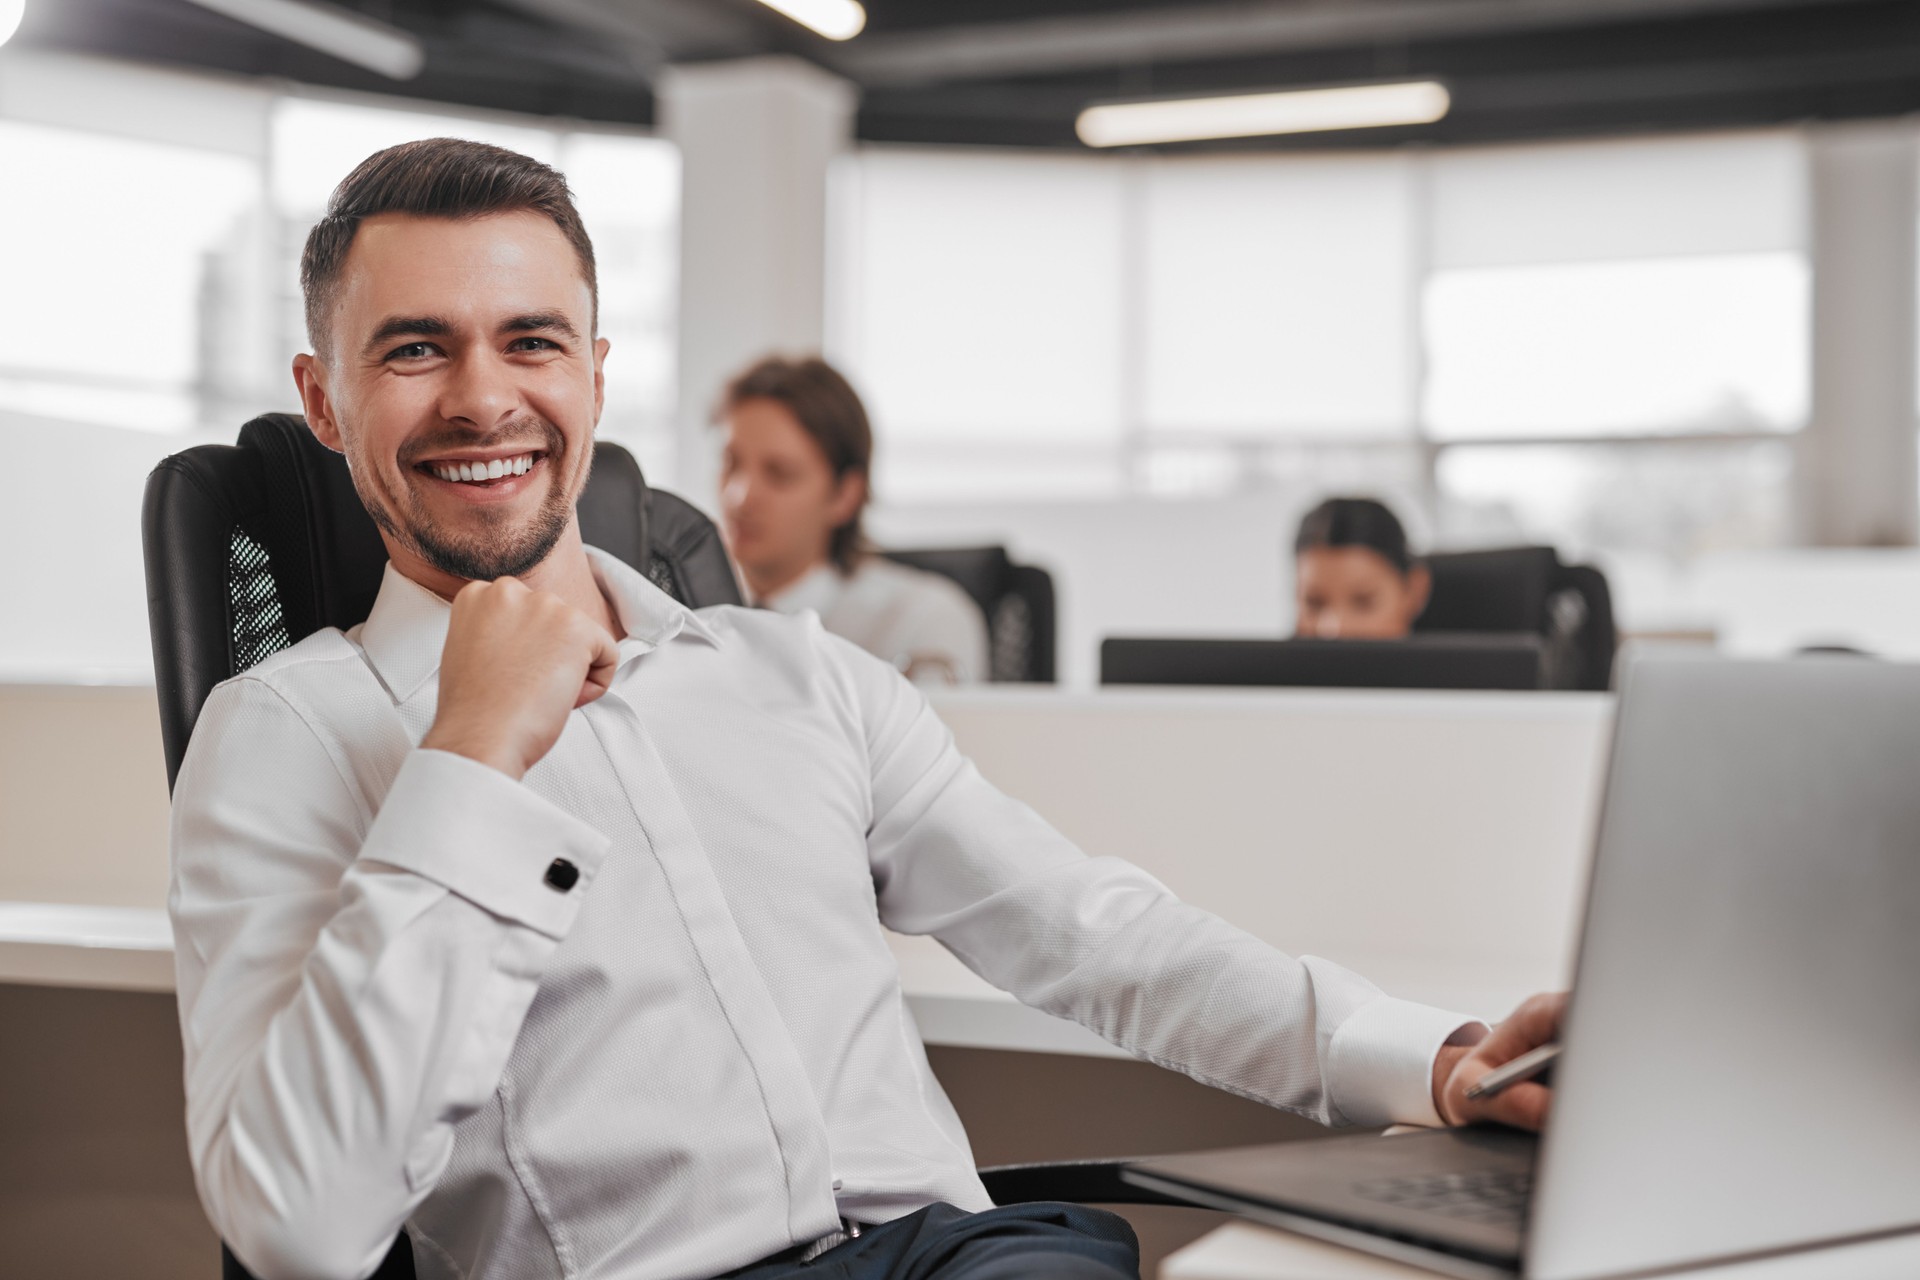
[
  {"x1": 227, "y1": 524, "x2": 293, "y2": 675},
  {"x1": 645, "y1": 552, "x2": 683, "y2": 602},
  {"x1": 990, "y1": 594, "x2": 1033, "y2": 683}
]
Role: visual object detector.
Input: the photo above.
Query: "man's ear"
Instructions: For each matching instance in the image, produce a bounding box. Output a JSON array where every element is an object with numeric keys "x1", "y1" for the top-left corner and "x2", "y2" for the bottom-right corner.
[
  {"x1": 829, "y1": 469, "x2": 868, "y2": 527},
  {"x1": 292, "y1": 353, "x2": 345, "y2": 454},
  {"x1": 592, "y1": 336, "x2": 611, "y2": 426}
]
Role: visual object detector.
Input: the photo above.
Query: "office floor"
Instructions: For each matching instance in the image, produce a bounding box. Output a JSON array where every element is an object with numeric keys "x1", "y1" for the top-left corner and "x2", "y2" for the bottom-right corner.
[{"x1": 0, "y1": 985, "x2": 1332, "y2": 1278}]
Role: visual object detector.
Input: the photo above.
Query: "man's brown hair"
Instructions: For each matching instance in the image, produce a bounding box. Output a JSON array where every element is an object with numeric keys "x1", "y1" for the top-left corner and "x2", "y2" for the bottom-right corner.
[
  {"x1": 300, "y1": 137, "x2": 598, "y2": 354},
  {"x1": 718, "y1": 355, "x2": 874, "y2": 573}
]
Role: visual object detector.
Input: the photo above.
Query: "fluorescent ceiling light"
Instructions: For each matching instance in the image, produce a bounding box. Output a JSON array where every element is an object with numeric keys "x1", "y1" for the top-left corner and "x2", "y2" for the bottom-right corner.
[
  {"x1": 0, "y1": 0, "x2": 24, "y2": 50},
  {"x1": 181, "y1": 0, "x2": 425, "y2": 80},
  {"x1": 1077, "y1": 80, "x2": 1450, "y2": 148},
  {"x1": 754, "y1": 0, "x2": 867, "y2": 41}
]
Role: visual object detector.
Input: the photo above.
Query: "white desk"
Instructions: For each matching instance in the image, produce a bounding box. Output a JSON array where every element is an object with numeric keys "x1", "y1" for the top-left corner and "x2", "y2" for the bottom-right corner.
[
  {"x1": 0, "y1": 901, "x2": 174, "y2": 992},
  {"x1": 1163, "y1": 1222, "x2": 1920, "y2": 1280}
]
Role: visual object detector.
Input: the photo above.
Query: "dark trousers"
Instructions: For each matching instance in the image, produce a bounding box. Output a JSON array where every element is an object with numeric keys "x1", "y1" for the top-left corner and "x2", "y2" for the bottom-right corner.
[{"x1": 718, "y1": 1203, "x2": 1141, "y2": 1280}]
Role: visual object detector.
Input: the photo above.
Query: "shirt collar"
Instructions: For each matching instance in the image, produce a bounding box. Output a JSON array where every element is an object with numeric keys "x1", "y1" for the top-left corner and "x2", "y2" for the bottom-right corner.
[
  {"x1": 760, "y1": 562, "x2": 844, "y2": 617},
  {"x1": 354, "y1": 545, "x2": 720, "y2": 706}
]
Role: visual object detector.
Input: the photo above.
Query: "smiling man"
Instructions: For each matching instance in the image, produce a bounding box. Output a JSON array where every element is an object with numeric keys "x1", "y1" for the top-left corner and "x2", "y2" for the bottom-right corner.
[{"x1": 169, "y1": 139, "x2": 1563, "y2": 1280}]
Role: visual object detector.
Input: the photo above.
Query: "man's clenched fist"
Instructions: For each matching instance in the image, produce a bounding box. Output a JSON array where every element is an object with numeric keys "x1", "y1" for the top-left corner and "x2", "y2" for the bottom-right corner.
[{"x1": 421, "y1": 577, "x2": 621, "y2": 780}]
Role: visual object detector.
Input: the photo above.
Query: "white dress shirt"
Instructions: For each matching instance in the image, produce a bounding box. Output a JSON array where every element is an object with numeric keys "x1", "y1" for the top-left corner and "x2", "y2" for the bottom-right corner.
[
  {"x1": 763, "y1": 558, "x2": 990, "y2": 685},
  {"x1": 170, "y1": 547, "x2": 1482, "y2": 1280}
]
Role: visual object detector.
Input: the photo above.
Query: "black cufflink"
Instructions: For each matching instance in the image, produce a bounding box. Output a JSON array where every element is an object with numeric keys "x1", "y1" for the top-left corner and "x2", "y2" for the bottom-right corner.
[{"x1": 544, "y1": 858, "x2": 581, "y2": 892}]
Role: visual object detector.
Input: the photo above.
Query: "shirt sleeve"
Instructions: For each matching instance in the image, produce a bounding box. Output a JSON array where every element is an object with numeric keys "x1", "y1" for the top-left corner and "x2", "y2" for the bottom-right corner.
[
  {"x1": 845, "y1": 641, "x2": 1485, "y2": 1129},
  {"x1": 169, "y1": 675, "x2": 609, "y2": 1280}
]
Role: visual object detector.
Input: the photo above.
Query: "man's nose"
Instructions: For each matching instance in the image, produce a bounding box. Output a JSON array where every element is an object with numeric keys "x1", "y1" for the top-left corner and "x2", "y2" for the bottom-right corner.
[{"x1": 438, "y1": 349, "x2": 523, "y2": 431}]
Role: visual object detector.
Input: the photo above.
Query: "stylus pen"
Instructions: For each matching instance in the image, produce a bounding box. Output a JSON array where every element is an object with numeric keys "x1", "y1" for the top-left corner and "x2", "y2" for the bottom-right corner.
[{"x1": 1464, "y1": 1043, "x2": 1562, "y2": 1101}]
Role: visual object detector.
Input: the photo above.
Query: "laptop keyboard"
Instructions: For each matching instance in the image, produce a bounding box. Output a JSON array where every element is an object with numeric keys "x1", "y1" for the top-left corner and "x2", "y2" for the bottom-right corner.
[{"x1": 1352, "y1": 1168, "x2": 1533, "y2": 1227}]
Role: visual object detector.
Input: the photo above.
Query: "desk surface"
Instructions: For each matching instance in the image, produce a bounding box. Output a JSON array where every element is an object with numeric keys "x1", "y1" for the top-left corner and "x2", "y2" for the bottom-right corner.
[
  {"x1": 1162, "y1": 1221, "x2": 1920, "y2": 1280},
  {"x1": 0, "y1": 902, "x2": 1551, "y2": 1057}
]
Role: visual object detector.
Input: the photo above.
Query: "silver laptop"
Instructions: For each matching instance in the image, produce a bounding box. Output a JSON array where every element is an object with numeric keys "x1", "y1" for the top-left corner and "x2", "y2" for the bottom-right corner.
[{"x1": 1125, "y1": 656, "x2": 1920, "y2": 1279}]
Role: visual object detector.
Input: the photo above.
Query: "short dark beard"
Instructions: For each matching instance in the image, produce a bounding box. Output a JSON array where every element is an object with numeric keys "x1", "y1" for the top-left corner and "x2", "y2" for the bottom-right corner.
[{"x1": 357, "y1": 415, "x2": 587, "y2": 582}]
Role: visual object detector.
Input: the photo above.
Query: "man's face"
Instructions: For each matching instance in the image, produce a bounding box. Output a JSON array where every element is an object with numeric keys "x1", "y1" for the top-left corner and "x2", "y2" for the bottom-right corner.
[
  {"x1": 293, "y1": 210, "x2": 608, "y2": 590},
  {"x1": 719, "y1": 396, "x2": 863, "y2": 591}
]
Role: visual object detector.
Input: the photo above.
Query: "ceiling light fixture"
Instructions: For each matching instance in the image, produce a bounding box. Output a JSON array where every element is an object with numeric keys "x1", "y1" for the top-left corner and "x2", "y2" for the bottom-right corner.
[
  {"x1": 0, "y1": 0, "x2": 25, "y2": 50},
  {"x1": 1076, "y1": 80, "x2": 1451, "y2": 148},
  {"x1": 753, "y1": 0, "x2": 866, "y2": 42},
  {"x1": 181, "y1": 0, "x2": 425, "y2": 80}
]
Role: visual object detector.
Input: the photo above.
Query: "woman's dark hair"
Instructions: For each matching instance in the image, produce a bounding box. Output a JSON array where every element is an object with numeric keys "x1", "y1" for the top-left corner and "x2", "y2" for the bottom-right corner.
[
  {"x1": 716, "y1": 355, "x2": 873, "y2": 573},
  {"x1": 1293, "y1": 497, "x2": 1415, "y2": 576}
]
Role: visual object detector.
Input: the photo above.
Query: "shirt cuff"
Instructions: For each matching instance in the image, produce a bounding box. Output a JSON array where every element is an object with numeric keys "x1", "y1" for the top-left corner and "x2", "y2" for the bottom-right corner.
[
  {"x1": 1326, "y1": 995, "x2": 1490, "y2": 1129},
  {"x1": 357, "y1": 748, "x2": 611, "y2": 940}
]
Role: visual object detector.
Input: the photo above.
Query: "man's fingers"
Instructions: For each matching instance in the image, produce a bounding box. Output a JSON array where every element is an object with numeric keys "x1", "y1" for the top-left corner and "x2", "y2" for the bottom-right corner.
[
  {"x1": 1476, "y1": 1080, "x2": 1552, "y2": 1133},
  {"x1": 572, "y1": 625, "x2": 622, "y2": 708},
  {"x1": 1479, "y1": 992, "x2": 1568, "y2": 1066}
]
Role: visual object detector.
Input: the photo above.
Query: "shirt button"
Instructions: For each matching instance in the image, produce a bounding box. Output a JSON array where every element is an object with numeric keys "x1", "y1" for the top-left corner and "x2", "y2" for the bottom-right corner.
[{"x1": 544, "y1": 858, "x2": 581, "y2": 892}]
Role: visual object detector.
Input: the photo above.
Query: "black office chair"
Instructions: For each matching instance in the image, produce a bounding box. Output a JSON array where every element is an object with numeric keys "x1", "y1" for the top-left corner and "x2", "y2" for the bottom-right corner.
[
  {"x1": 142, "y1": 415, "x2": 1180, "y2": 1280},
  {"x1": 1413, "y1": 546, "x2": 1618, "y2": 692},
  {"x1": 880, "y1": 546, "x2": 1057, "y2": 683}
]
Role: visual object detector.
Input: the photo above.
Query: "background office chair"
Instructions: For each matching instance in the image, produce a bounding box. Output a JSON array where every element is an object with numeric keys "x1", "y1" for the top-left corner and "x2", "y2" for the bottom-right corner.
[
  {"x1": 1413, "y1": 546, "x2": 1618, "y2": 691},
  {"x1": 880, "y1": 546, "x2": 1057, "y2": 682},
  {"x1": 143, "y1": 414, "x2": 1178, "y2": 1280}
]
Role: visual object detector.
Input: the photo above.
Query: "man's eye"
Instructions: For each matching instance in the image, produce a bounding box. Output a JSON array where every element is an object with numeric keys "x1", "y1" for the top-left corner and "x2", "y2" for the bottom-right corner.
[
  {"x1": 388, "y1": 342, "x2": 439, "y2": 360},
  {"x1": 510, "y1": 337, "x2": 560, "y2": 352}
]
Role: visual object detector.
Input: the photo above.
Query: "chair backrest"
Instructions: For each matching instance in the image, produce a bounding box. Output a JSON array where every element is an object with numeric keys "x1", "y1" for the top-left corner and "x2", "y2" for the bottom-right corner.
[
  {"x1": 1413, "y1": 545, "x2": 1618, "y2": 691},
  {"x1": 143, "y1": 412, "x2": 742, "y2": 788},
  {"x1": 879, "y1": 545, "x2": 1057, "y2": 683}
]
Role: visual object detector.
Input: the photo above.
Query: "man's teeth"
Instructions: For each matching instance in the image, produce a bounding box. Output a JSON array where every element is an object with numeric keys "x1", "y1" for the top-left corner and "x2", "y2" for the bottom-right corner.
[{"x1": 431, "y1": 454, "x2": 536, "y2": 483}]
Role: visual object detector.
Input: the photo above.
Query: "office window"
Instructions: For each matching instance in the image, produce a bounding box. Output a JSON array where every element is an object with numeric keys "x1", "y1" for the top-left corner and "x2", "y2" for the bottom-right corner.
[
  {"x1": 1139, "y1": 153, "x2": 1416, "y2": 438},
  {"x1": 0, "y1": 58, "x2": 678, "y2": 679},
  {"x1": 1437, "y1": 440, "x2": 1796, "y2": 554},
  {"x1": 1423, "y1": 253, "x2": 1809, "y2": 439},
  {"x1": 832, "y1": 129, "x2": 1809, "y2": 530},
  {"x1": 0, "y1": 120, "x2": 262, "y2": 433},
  {"x1": 832, "y1": 148, "x2": 1128, "y2": 450}
]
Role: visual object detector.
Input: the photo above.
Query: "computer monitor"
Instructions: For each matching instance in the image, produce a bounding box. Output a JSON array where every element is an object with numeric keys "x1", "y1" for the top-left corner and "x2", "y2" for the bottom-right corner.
[{"x1": 1099, "y1": 634, "x2": 1549, "y2": 691}]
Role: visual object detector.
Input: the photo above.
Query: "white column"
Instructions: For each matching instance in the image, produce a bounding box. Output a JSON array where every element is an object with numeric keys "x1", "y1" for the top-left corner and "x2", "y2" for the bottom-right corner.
[
  {"x1": 659, "y1": 56, "x2": 858, "y2": 512},
  {"x1": 1800, "y1": 122, "x2": 1920, "y2": 546}
]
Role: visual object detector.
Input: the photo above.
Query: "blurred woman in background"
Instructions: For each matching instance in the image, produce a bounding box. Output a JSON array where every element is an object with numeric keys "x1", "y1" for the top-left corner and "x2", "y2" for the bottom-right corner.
[{"x1": 1293, "y1": 497, "x2": 1431, "y2": 640}]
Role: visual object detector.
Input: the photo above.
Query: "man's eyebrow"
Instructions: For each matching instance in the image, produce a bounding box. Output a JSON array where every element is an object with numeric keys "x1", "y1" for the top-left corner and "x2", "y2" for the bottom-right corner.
[
  {"x1": 363, "y1": 315, "x2": 452, "y2": 357},
  {"x1": 499, "y1": 313, "x2": 582, "y2": 342}
]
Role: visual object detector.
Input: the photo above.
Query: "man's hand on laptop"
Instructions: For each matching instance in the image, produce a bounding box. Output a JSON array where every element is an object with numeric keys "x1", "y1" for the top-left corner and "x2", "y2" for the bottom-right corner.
[
  {"x1": 421, "y1": 576, "x2": 621, "y2": 781},
  {"x1": 1431, "y1": 992, "x2": 1567, "y2": 1132}
]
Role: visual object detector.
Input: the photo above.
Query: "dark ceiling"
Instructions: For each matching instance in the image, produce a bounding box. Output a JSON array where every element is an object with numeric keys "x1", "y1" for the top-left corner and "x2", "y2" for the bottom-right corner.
[{"x1": 16, "y1": 0, "x2": 1920, "y2": 150}]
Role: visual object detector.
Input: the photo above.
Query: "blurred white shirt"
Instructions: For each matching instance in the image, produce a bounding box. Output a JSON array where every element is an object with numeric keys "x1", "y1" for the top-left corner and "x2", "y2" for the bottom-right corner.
[
  {"x1": 764, "y1": 557, "x2": 990, "y2": 685},
  {"x1": 170, "y1": 547, "x2": 1480, "y2": 1280}
]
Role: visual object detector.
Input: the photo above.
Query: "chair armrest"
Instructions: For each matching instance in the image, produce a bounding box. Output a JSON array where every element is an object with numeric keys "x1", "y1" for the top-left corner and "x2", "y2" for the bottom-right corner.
[{"x1": 978, "y1": 1158, "x2": 1199, "y2": 1207}]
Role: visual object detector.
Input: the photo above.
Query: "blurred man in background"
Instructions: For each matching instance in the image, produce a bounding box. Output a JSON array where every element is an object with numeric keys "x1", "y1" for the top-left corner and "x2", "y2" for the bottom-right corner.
[{"x1": 716, "y1": 355, "x2": 989, "y2": 685}]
